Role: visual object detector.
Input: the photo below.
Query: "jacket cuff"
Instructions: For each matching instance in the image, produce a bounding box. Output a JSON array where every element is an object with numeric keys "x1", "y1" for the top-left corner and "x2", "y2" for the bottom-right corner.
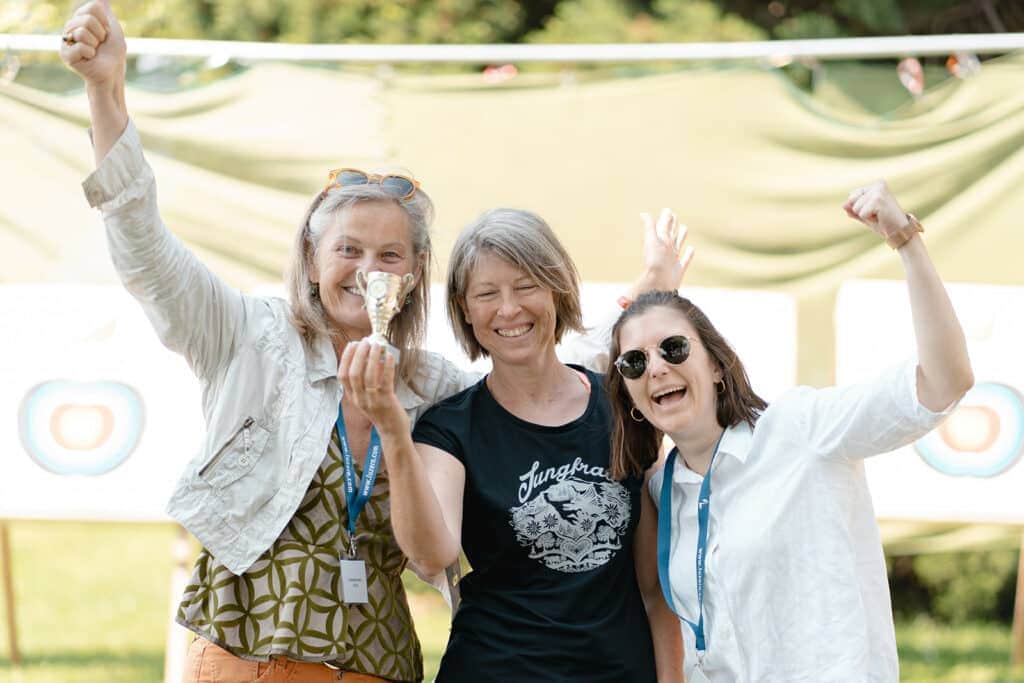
[{"x1": 82, "y1": 119, "x2": 149, "y2": 211}]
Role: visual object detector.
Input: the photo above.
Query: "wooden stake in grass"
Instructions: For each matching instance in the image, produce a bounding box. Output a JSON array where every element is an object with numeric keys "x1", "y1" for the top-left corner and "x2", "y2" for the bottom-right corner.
[
  {"x1": 1012, "y1": 529, "x2": 1024, "y2": 667},
  {"x1": 1, "y1": 520, "x2": 20, "y2": 665}
]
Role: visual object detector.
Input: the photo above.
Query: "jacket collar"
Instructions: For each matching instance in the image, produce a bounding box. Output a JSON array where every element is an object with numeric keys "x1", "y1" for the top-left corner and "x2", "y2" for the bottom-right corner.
[
  {"x1": 306, "y1": 334, "x2": 425, "y2": 412},
  {"x1": 306, "y1": 333, "x2": 339, "y2": 383}
]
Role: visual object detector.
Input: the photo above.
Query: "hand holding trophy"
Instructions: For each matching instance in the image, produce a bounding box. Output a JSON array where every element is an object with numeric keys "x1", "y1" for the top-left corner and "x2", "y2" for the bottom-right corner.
[{"x1": 355, "y1": 270, "x2": 416, "y2": 362}]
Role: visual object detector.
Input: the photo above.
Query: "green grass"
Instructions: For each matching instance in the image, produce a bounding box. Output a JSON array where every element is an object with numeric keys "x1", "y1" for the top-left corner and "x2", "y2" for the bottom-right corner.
[
  {"x1": 1, "y1": 521, "x2": 1023, "y2": 682},
  {"x1": 897, "y1": 618, "x2": 1024, "y2": 683}
]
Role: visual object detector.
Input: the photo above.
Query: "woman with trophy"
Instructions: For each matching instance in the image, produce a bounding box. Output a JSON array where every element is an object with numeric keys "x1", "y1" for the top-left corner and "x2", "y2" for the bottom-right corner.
[
  {"x1": 60, "y1": 2, "x2": 687, "y2": 681},
  {"x1": 340, "y1": 208, "x2": 687, "y2": 682}
]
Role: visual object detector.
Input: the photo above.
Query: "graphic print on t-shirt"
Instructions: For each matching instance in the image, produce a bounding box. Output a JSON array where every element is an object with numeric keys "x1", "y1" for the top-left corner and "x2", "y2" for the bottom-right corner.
[{"x1": 509, "y1": 457, "x2": 631, "y2": 573}]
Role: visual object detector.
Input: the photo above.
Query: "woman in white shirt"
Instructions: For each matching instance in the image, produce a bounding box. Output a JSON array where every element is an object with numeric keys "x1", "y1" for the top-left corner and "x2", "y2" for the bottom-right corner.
[{"x1": 604, "y1": 181, "x2": 974, "y2": 682}]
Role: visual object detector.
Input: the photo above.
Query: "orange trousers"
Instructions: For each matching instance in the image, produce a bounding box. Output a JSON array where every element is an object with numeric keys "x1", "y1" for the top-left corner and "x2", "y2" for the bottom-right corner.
[{"x1": 182, "y1": 637, "x2": 393, "y2": 683}]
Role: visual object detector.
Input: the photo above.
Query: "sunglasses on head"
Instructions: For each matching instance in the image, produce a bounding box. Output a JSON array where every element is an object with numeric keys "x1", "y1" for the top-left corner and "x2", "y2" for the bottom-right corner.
[
  {"x1": 614, "y1": 335, "x2": 693, "y2": 380},
  {"x1": 324, "y1": 168, "x2": 420, "y2": 200}
]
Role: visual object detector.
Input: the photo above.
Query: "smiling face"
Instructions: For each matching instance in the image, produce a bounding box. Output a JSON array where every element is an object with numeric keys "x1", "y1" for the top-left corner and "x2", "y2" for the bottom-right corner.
[
  {"x1": 310, "y1": 200, "x2": 419, "y2": 340},
  {"x1": 616, "y1": 305, "x2": 723, "y2": 440},
  {"x1": 462, "y1": 251, "x2": 558, "y2": 367}
]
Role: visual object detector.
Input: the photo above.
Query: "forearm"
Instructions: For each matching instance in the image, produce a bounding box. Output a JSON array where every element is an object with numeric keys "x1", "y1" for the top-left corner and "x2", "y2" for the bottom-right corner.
[
  {"x1": 378, "y1": 428, "x2": 461, "y2": 576},
  {"x1": 899, "y1": 236, "x2": 974, "y2": 410},
  {"x1": 628, "y1": 268, "x2": 673, "y2": 300},
  {"x1": 86, "y1": 79, "x2": 128, "y2": 167},
  {"x1": 644, "y1": 590, "x2": 685, "y2": 683}
]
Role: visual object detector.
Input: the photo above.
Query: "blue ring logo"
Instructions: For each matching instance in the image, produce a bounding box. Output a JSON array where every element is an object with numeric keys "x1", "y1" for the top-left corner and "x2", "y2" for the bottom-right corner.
[
  {"x1": 914, "y1": 381, "x2": 1024, "y2": 478},
  {"x1": 18, "y1": 380, "x2": 145, "y2": 476}
]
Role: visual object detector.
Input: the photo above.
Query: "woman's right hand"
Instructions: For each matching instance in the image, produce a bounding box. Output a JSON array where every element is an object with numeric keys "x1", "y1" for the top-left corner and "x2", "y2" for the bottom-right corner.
[
  {"x1": 629, "y1": 208, "x2": 694, "y2": 299},
  {"x1": 338, "y1": 341, "x2": 411, "y2": 439},
  {"x1": 59, "y1": 0, "x2": 126, "y2": 89}
]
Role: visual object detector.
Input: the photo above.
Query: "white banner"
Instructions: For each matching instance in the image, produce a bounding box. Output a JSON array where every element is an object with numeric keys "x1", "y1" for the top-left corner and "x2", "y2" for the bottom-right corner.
[
  {"x1": 0, "y1": 285, "x2": 204, "y2": 520},
  {"x1": 1, "y1": 283, "x2": 795, "y2": 521},
  {"x1": 837, "y1": 280, "x2": 1024, "y2": 524}
]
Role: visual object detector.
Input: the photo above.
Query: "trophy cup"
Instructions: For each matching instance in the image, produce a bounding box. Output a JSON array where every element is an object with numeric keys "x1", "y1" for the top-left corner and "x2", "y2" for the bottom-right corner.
[{"x1": 354, "y1": 270, "x2": 416, "y2": 362}]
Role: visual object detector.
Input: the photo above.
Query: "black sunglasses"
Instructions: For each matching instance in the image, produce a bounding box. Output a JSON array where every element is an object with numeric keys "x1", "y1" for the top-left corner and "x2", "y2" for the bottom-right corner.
[{"x1": 614, "y1": 335, "x2": 692, "y2": 380}]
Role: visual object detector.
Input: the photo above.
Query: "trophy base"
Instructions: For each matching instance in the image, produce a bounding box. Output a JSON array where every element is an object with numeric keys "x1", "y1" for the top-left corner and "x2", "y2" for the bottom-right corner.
[{"x1": 365, "y1": 335, "x2": 401, "y2": 364}]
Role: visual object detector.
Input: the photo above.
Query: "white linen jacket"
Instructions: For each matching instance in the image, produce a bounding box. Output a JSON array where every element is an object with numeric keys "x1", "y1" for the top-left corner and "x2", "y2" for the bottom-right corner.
[{"x1": 83, "y1": 120, "x2": 611, "y2": 575}]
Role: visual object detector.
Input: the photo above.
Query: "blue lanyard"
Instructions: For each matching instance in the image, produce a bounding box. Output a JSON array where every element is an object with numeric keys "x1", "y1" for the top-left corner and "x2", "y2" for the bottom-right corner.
[
  {"x1": 657, "y1": 431, "x2": 725, "y2": 652},
  {"x1": 335, "y1": 406, "x2": 382, "y2": 557}
]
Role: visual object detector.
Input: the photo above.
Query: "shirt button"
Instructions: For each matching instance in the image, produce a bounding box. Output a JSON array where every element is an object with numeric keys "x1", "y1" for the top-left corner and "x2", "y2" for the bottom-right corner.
[{"x1": 238, "y1": 455, "x2": 252, "y2": 467}]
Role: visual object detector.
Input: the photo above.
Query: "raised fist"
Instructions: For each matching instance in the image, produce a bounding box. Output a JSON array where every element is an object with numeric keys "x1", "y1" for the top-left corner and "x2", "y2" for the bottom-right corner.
[{"x1": 59, "y1": 0, "x2": 126, "y2": 88}]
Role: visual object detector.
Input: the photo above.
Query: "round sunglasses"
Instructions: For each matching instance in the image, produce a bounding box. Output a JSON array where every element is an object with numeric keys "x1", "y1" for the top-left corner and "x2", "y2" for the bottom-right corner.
[
  {"x1": 324, "y1": 168, "x2": 420, "y2": 200},
  {"x1": 614, "y1": 335, "x2": 693, "y2": 380}
]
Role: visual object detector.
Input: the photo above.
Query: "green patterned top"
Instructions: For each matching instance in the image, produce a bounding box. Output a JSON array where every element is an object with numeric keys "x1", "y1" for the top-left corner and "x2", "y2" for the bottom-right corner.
[{"x1": 176, "y1": 429, "x2": 423, "y2": 682}]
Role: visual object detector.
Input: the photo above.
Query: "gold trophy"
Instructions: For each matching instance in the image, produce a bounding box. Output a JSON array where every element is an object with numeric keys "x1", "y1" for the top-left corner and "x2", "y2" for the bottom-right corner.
[{"x1": 355, "y1": 270, "x2": 416, "y2": 362}]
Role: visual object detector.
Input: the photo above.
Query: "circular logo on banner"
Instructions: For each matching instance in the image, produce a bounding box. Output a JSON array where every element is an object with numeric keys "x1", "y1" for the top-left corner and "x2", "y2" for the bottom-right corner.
[
  {"x1": 914, "y1": 381, "x2": 1024, "y2": 478},
  {"x1": 18, "y1": 380, "x2": 145, "y2": 476}
]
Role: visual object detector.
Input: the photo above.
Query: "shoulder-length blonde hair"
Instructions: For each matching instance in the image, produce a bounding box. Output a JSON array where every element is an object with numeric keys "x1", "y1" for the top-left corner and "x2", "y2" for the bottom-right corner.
[
  {"x1": 445, "y1": 208, "x2": 585, "y2": 361},
  {"x1": 286, "y1": 183, "x2": 434, "y2": 391}
]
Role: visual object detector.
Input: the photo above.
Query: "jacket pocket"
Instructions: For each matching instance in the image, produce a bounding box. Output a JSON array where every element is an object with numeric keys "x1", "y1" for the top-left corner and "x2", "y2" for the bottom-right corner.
[{"x1": 198, "y1": 417, "x2": 271, "y2": 488}]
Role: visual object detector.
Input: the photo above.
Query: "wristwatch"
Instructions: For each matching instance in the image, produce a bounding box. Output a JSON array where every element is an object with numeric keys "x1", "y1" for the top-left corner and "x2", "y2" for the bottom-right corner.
[{"x1": 885, "y1": 213, "x2": 924, "y2": 250}]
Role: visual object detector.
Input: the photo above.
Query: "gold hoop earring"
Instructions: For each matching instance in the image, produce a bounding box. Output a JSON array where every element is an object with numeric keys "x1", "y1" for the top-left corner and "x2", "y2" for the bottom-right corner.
[
  {"x1": 630, "y1": 407, "x2": 645, "y2": 423},
  {"x1": 716, "y1": 380, "x2": 726, "y2": 394}
]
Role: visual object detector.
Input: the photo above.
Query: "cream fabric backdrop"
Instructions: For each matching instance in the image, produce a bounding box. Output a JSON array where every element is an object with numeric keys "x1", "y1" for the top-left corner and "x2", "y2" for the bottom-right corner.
[{"x1": 3, "y1": 55, "x2": 1022, "y2": 384}]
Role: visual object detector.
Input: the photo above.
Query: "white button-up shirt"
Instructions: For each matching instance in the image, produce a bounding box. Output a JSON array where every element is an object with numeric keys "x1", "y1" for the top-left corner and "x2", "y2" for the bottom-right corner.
[{"x1": 650, "y1": 360, "x2": 955, "y2": 682}]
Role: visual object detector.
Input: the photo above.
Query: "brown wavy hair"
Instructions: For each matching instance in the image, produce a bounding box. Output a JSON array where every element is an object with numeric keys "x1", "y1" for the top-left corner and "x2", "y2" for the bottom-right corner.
[{"x1": 606, "y1": 290, "x2": 767, "y2": 480}]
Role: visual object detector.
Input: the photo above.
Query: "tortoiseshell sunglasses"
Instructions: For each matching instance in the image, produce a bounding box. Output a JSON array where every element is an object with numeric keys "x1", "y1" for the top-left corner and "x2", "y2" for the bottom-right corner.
[{"x1": 323, "y1": 168, "x2": 420, "y2": 200}]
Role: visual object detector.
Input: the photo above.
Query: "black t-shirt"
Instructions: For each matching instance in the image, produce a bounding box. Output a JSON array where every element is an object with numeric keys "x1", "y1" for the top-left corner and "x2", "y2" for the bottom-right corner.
[{"x1": 412, "y1": 367, "x2": 656, "y2": 683}]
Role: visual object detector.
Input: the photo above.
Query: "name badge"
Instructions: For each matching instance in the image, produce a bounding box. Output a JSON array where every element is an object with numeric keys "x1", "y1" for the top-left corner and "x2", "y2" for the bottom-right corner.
[{"x1": 340, "y1": 559, "x2": 369, "y2": 604}]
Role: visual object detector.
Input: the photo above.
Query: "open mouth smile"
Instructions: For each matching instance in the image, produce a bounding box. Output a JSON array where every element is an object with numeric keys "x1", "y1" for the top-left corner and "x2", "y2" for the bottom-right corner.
[
  {"x1": 496, "y1": 323, "x2": 533, "y2": 338},
  {"x1": 652, "y1": 386, "x2": 687, "y2": 405}
]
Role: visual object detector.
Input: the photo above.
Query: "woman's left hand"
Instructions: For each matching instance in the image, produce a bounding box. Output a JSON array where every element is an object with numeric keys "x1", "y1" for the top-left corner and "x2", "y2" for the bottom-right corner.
[
  {"x1": 635, "y1": 208, "x2": 694, "y2": 294},
  {"x1": 843, "y1": 180, "x2": 907, "y2": 237},
  {"x1": 338, "y1": 341, "x2": 410, "y2": 436}
]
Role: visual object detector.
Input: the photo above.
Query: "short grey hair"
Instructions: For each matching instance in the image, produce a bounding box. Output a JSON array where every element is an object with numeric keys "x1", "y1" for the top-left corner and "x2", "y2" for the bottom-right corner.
[
  {"x1": 287, "y1": 183, "x2": 434, "y2": 387},
  {"x1": 446, "y1": 208, "x2": 584, "y2": 361}
]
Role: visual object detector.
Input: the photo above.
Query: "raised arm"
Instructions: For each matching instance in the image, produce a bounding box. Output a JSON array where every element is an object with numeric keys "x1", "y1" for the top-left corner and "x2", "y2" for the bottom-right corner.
[
  {"x1": 629, "y1": 208, "x2": 695, "y2": 302},
  {"x1": 60, "y1": 0, "x2": 127, "y2": 165},
  {"x1": 59, "y1": 1, "x2": 244, "y2": 381},
  {"x1": 341, "y1": 341, "x2": 464, "y2": 577},
  {"x1": 560, "y1": 208, "x2": 694, "y2": 372},
  {"x1": 844, "y1": 181, "x2": 974, "y2": 411}
]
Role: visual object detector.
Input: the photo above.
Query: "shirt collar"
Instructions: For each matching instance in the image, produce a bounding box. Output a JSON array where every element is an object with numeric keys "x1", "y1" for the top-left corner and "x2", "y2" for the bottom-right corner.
[
  {"x1": 306, "y1": 334, "x2": 424, "y2": 412},
  {"x1": 718, "y1": 420, "x2": 754, "y2": 464},
  {"x1": 671, "y1": 420, "x2": 755, "y2": 485}
]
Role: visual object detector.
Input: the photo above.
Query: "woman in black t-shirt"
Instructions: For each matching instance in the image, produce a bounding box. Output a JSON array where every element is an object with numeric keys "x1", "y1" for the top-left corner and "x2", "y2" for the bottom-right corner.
[{"x1": 340, "y1": 208, "x2": 688, "y2": 682}]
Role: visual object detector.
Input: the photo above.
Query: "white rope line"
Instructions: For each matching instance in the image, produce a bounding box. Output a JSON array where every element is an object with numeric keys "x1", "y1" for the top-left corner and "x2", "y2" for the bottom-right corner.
[{"x1": 2, "y1": 32, "x2": 1023, "y2": 63}]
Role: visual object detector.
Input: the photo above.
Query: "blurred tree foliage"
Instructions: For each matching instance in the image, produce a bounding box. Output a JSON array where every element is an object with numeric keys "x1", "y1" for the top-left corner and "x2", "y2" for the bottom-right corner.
[
  {"x1": 527, "y1": 0, "x2": 765, "y2": 44},
  {"x1": 709, "y1": 0, "x2": 1024, "y2": 37},
  {"x1": 889, "y1": 550, "x2": 1019, "y2": 625},
  {"x1": 5, "y1": 0, "x2": 1021, "y2": 42}
]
